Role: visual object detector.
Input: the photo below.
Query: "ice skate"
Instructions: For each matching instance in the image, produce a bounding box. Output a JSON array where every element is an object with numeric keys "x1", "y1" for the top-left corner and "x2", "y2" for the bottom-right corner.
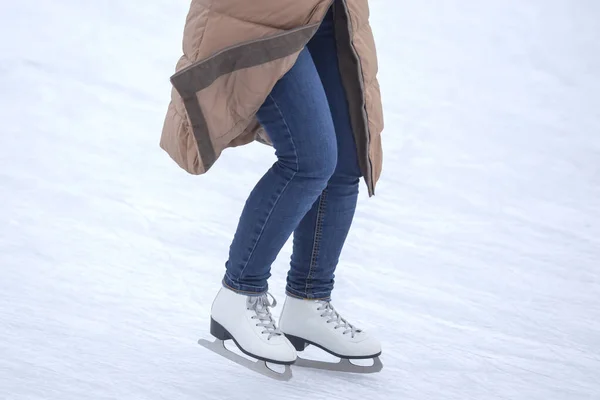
[
  {"x1": 198, "y1": 288, "x2": 297, "y2": 381},
  {"x1": 279, "y1": 296, "x2": 383, "y2": 373}
]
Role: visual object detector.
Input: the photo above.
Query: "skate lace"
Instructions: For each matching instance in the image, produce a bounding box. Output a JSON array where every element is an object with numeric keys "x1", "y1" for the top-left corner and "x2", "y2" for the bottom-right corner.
[
  {"x1": 247, "y1": 292, "x2": 281, "y2": 340},
  {"x1": 316, "y1": 301, "x2": 362, "y2": 338}
]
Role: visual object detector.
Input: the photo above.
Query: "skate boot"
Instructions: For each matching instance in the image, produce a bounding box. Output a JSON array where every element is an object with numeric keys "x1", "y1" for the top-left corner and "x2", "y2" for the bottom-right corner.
[
  {"x1": 207, "y1": 287, "x2": 297, "y2": 365},
  {"x1": 279, "y1": 296, "x2": 382, "y2": 373}
]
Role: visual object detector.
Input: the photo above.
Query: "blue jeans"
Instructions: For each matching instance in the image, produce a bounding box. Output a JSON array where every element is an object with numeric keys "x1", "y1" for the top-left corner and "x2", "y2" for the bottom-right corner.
[{"x1": 223, "y1": 9, "x2": 361, "y2": 300}]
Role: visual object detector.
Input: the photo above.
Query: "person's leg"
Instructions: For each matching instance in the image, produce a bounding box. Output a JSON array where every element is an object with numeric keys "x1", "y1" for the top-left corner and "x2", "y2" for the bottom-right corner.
[
  {"x1": 278, "y1": 8, "x2": 382, "y2": 362},
  {"x1": 286, "y1": 8, "x2": 362, "y2": 301},
  {"x1": 223, "y1": 46, "x2": 338, "y2": 295}
]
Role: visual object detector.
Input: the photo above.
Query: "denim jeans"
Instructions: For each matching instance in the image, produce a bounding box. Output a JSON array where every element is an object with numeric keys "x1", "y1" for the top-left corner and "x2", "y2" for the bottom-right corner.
[{"x1": 223, "y1": 9, "x2": 361, "y2": 300}]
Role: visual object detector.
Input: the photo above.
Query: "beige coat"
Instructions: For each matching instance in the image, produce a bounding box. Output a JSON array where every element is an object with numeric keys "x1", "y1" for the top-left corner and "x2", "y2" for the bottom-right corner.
[{"x1": 160, "y1": 0, "x2": 383, "y2": 195}]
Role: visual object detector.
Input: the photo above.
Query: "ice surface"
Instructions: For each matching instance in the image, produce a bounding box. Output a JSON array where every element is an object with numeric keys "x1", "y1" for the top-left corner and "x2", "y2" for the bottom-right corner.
[{"x1": 1, "y1": 1, "x2": 599, "y2": 399}]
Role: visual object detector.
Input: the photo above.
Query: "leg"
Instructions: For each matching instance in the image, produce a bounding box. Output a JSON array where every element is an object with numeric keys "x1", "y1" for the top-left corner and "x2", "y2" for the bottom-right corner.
[
  {"x1": 223, "y1": 46, "x2": 338, "y2": 294},
  {"x1": 286, "y1": 8, "x2": 362, "y2": 300},
  {"x1": 278, "y1": 8, "x2": 382, "y2": 363}
]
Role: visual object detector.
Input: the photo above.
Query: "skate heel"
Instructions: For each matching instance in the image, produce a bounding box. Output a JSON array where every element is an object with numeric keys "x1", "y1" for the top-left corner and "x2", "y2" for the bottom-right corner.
[
  {"x1": 210, "y1": 318, "x2": 232, "y2": 341},
  {"x1": 285, "y1": 334, "x2": 308, "y2": 351}
]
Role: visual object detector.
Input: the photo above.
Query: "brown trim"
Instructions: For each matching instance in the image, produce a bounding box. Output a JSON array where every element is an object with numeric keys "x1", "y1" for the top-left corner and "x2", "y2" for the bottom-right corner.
[
  {"x1": 333, "y1": 0, "x2": 375, "y2": 196},
  {"x1": 181, "y1": 96, "x2": 215, "y2": 168},
  {"x1": 170, "y1": 23, "x2": 321, "y2": 172}
]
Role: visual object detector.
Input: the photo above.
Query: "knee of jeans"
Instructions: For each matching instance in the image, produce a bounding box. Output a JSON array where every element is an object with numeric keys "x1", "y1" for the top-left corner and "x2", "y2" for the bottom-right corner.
[
  {"x1": 329, "y1": 163, "x2": 362, "y2": 186},
  {"x1": 299, "y1": 144, "x2": 337, "y2": 183}
]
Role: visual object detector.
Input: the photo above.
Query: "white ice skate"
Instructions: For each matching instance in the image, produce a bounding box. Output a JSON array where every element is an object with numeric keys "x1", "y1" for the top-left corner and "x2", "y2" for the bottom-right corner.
[
  {"x1": 279, "y1": 296, "x2": 383, "y2": 373},
  {"x1": 198, "y1": 287, "x2": 297, "y2": 381}
]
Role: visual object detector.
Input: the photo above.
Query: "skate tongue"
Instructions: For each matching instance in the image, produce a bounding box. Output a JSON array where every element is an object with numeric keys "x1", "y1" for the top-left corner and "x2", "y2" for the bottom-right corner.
[{"x1": 247, "y1": 292, "x2": 276, "y2": 310}]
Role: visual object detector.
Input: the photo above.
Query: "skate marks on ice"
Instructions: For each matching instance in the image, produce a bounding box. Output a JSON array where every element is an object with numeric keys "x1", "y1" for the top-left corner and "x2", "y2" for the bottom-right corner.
[{"x1": 198, "y1": 338, "x2": 293, "y2": 381}]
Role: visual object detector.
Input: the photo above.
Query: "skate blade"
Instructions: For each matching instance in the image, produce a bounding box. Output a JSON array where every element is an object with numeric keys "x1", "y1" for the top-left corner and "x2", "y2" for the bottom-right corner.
[
  {"x1": 198, "y1": 339, "x2": 293, "y2": 381},
  {"x1": 294, "y1": 356, "x2": 383, "y2": 374}
]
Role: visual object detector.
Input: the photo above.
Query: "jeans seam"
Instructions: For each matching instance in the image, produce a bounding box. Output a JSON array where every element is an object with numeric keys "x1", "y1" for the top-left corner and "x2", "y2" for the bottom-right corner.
[
  {"x1": 223, "y1": 273, "x2": 265, "y2": 290},
  {"x1": 286, "y1": 287, "x2": 331, "y2": 301},
  {"x1": 304, "y1": 188, "x2": 328, "y2": 296},
  {"x1": 237, "y1": 94, "x2": 298, "y2": 281},
  {"x1": 222, "y1": 279, "x2": 267, "y2": 295}
]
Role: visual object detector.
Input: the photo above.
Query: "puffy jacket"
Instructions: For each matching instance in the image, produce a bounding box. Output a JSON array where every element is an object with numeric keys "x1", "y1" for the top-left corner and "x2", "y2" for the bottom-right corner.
[{"x1": 160, "y1": 0, "x2": 383, "y2": 195}]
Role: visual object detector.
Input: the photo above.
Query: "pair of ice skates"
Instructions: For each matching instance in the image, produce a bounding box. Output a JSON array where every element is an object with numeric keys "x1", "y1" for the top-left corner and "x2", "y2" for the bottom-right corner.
[{"x1": 199, "y1": 288, "x2": 382, "y2": 380}]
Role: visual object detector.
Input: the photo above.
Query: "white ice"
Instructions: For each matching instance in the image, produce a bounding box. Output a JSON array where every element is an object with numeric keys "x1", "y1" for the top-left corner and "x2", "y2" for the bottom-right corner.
[{"x1": 1, "y1": 0, "x2": 599, "y2": 399}]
